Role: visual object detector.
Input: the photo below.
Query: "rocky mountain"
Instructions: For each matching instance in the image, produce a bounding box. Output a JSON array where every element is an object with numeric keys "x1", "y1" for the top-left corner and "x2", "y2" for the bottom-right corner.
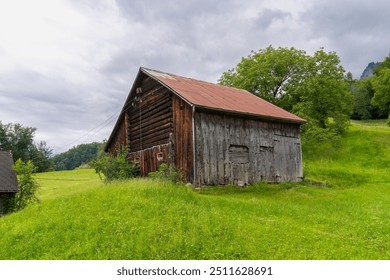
[{"x1": 360, "y1": 62, "x2": 380, "y2": 79}]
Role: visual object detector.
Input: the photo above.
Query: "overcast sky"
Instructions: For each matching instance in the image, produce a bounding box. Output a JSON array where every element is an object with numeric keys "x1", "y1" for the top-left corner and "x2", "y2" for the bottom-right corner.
[{"x1": 0, "y1": 0, "x2": 389, "y2": 154}]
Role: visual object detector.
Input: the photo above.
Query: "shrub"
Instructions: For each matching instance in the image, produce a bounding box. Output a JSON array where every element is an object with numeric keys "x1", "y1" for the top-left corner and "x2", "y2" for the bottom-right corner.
[
  {"x1": 387, "y1": 116, "x2": 390, "y2": 127},
  {"x1": 90, "y1": 147, "x2": 139, "y2": 182},
  {"x1": 8, "y1": 159, "x2": 40, "y2": 212},
  {"x1": 148, "y1": 163, "x2": 184, "y2": 183},
  {"x1": 300, "y1": 120, "x2": 342, "y2": 148}
]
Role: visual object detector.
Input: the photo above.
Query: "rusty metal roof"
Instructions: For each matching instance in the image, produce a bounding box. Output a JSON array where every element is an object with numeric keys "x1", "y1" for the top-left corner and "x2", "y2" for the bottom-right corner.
[
  {"x1": 142, "y1": 68, "x2": 306, "y2": 124},
  {"x1": 0, "y1": 151, "x2": 19, "y2": 193}
]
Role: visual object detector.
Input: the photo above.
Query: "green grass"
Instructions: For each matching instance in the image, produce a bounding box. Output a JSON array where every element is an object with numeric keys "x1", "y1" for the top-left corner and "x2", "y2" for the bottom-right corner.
[{"x1": 0, "y1": 120, "x2": 389, "y2": 259}]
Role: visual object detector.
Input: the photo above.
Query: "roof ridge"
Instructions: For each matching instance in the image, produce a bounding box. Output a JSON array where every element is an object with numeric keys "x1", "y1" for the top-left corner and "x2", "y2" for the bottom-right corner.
[{"x1": 141, "y1": 67, "x2": 246, "y2": 91}]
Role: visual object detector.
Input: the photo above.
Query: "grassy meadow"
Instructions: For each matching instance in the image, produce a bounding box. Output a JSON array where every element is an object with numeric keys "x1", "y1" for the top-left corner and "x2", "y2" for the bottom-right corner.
[{"x1": 0, "y1": 120, "x2": 389, "y2": 259}]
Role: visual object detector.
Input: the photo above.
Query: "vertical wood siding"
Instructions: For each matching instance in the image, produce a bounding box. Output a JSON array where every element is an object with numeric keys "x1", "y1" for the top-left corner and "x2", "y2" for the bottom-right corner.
[
  {"x1": 194, "y1": 111, "x2": 303, "y2": 186},
  {"x1": 106, "y1": 115, "x2": 128, "y2": 155},
  {"x1": 129, "y1": 144, "x2": 171, "y2": 176},
  {"x1": 172, "y1": 95, "x2": 194, "y2": 181}
]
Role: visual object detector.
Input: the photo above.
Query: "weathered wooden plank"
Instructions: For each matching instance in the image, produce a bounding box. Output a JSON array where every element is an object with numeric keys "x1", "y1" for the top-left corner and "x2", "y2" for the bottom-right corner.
[
  {"x1": 194, "y1": 111, "x2": 203, "y2": 185},
  {"x1": 130, "y1": 122, "x2": 172, "y2": 141},
  {"x1": 130, "y1": 119, "x2": 172, "y2": 137},
  {"x1": 193, "y1": 110, "x2": 303, "y2": 185},
  {"x1": 129, "y1": 117, "x2": 173, "y2": 136},
  {"x1": 173, "y1": 95, "x2": 194, "y2": 182},
  {"x1": 129, "y1": 144, "x2": 170, "y2": 176},
  {"x1": 131, "y1": 132, "x2": 170, "y2": 151},
  {"x1": 201, "y1": 113, "x2": 210, "y2": 184},
  {"x1": 130, "y1": 126, "x2": 171, "y2": 145},
  {"x1": 128, "y1": 93, "x2": 171, "y2": 121},
  {"x1": 141, "y1": 77, "x2": 160, "y2": 93},
  {"x1": 106, "y1": 115, "x2": 128, "y2": 155},
  {"x1": 215, "y1": 115, "x2": 224, "y2": 185},
  {"x1": 208, "y1": 114, "x2": 218, "y2": 184},
  {"x1": 129, "y1": 108, "x2": 172, "y2": 131}
]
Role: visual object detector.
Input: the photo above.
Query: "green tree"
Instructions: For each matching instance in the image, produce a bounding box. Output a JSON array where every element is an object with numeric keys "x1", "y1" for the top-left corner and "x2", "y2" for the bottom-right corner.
[
  {"x1": 30, "y1": 141, "x2": 54, "y2": 172},
  {"x1": 351, "y1": 78, "x2": 387, "y2": 120},
  {"x1": 373, "y1": 53, "x2": 390, "y2": 75},
  {"x1": 371, "y1": 67, "x2": 390, "y2": 116},
  {"x1": 219, "y1": 46, "x2": 352, "y2": 140},
  {"x1": 219, "y1": 46, "x2": 307, "y2": 106},
  {"x1": 292, "y1": 49, "x2": 352, "y2": 134},
  {"x1": 10, "y1": 159, "x2": 40, "y2": 212},
  {"x1": 0, "y1": 122, "x2": 53, "y2": 172},
  {"x1": 0, "y1": 122, "x2": 35, "y2": 162}
]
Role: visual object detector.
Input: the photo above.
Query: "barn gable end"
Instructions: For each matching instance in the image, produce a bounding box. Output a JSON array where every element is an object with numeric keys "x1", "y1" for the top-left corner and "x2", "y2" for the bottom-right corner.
[{"x1": 105, "y1": 67, "x2": 305, "y2": 185}]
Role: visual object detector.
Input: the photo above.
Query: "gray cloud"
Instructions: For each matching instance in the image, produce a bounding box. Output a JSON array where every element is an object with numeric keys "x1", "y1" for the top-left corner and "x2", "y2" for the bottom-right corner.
[
  {"x1": 255, "y1": 9, "x2": 292, "y2": 30},
  {"x1": 301, "y1": 0, "x2": 390, "y2": 76},
  {"x1": 0, "y1": 0, "x2": 388, "y2": 154}
]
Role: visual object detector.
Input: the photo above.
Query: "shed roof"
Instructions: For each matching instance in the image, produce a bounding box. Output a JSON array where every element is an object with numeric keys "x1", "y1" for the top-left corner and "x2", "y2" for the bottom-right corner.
[
  {"x1": 0, "y1": 151, "x2": 19, "y2": 193},
  {"x1": 141, "y1": 67, "x2": 306, "y2": 124}
]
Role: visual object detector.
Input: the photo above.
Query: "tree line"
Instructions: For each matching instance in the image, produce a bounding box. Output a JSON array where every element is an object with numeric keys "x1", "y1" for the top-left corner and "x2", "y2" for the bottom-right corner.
[
  {"x1": 0, "y1": 121, "x2": 102, "y2": 172},
  {"x1": 351, "y1": 55, "x2": 390, "y2": 121},
  {"x1": 51, "y1": 142, "x2": 103, "y2": 170}
]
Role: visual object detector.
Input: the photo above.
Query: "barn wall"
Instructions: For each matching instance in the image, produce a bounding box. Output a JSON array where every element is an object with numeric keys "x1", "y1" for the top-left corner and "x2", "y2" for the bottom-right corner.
[
  {"x1": 194, "y1": 111, "x2": 303, "y2": 186},
  {"x1": 127, "y1": 76, "x2": 174, "y2": 176},
  {"x1": 0, "y1": 193, "x2": 15, "y2": 215},
  {"x1": 128, "y1": 77, "x2": 173, "y2": 152},
  {"x1": 129, "y1": 144, "x2": 172, "y2": 176},
  {"x1": 106, "y1": 114, "x2": 128, "y2": 155},
  {"x1": 172, "y1": 95, "x2": 194, "y2": 181}
]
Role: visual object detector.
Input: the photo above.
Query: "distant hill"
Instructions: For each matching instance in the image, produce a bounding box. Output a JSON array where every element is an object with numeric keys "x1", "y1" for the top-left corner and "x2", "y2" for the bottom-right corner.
[
  {"x1": 52, "y1": 142, "x2": 102, "y2": 170},
  {"x1": 360, "y1": 62, "x2": 380, "y2": 79}
]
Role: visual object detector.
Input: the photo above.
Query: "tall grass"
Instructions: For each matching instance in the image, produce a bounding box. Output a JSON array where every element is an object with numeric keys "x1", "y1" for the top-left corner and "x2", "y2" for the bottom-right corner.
[{"x1": 0, "y1": 121, "x2": 389, "y2": 259}]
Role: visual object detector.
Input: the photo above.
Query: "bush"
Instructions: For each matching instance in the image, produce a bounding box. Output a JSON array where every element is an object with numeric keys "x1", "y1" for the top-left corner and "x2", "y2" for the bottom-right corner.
[
  {"x1": 90, "y1": 147, "x2": 139, "y2": 182},
  {"x1": 387, "y1": 116, "x2": 390, "y2": 127},
  {"x1": 300, "y1": 119, "x2": 342, "y2": 148},
  {"x1": 8, "y1": 159, "x2": 40, "y2": 212},
  {"x1": 148, "y1": 163, "x2": 184, "y2": 183}
]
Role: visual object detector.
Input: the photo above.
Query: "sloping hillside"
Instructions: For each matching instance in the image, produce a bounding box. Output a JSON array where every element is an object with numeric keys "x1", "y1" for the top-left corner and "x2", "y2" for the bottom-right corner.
[{"x1": 0, "y1": 121, "x2": 389, "y2": 259}]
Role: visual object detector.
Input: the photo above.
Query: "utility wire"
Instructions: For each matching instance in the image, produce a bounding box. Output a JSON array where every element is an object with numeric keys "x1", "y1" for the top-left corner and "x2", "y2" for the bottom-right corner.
[{"x1": 54, "y1": 95, "x2": 137, "y2": 155}]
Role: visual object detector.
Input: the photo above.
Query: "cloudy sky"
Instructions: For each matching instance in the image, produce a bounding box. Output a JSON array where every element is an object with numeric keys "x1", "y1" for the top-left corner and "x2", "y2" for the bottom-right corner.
[{"x1": 0, "y1": 0, "x2": 389, "y2": 154}]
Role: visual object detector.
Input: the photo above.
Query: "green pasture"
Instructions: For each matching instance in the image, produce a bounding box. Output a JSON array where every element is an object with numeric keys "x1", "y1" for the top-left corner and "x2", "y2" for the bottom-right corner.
[{"x1": 0, "y1": 120, "x2": 389, "y2": 259}]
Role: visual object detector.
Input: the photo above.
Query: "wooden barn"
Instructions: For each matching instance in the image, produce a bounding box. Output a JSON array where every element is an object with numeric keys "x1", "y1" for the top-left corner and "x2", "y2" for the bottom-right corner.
[
  {"x1": 105, "y1": 67, "x2": 306, "y2": 186},
  {"x1": 0, "y1": 151, "x2": 19, "y2": 215}
]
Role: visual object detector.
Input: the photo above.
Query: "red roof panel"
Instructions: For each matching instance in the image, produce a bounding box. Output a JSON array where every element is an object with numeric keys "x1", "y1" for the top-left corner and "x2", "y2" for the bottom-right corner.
[{"x1": 142, "y1": 68, "x2": 306, "y2": 124}]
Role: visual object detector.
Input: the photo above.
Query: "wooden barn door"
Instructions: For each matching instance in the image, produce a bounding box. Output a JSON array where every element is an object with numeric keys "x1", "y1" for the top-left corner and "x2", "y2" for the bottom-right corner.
[
  {"x1": 273, "y1": 135, "x2": 303, "y2": 182},
  {"x1": 259, "y1": 145, "x2": 276, "y2": 182},
  {"x1": 228, "y1": 145, "x2": 250, "y2": 186}
]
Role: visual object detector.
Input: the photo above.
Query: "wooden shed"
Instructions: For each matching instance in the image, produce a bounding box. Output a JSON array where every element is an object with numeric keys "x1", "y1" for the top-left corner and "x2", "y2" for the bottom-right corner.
[
  {"x1": 105, "y1": 67, "x2": 306, "y2": 186},
  {"x1": 0, "y1": 151, "x2": 19, "y2": 215}
]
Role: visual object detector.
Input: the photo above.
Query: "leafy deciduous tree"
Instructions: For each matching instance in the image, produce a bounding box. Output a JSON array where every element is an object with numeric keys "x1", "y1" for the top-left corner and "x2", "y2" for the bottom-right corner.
[
  {"x1": 219, "y1": 46, "x2": 352, "y2": 141},
  {"x1": 0, "y1": 122, "x2": 53, "y2": 172},
  {"x1": 219, "y1": 46, "x2": 307, "y2": 106},
  {"x1": 351, "y1": 78, "x2": 387, "y2": 120},
  {"x1": 371, "y1": 67, "x2": 390, "y2": 116}
]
